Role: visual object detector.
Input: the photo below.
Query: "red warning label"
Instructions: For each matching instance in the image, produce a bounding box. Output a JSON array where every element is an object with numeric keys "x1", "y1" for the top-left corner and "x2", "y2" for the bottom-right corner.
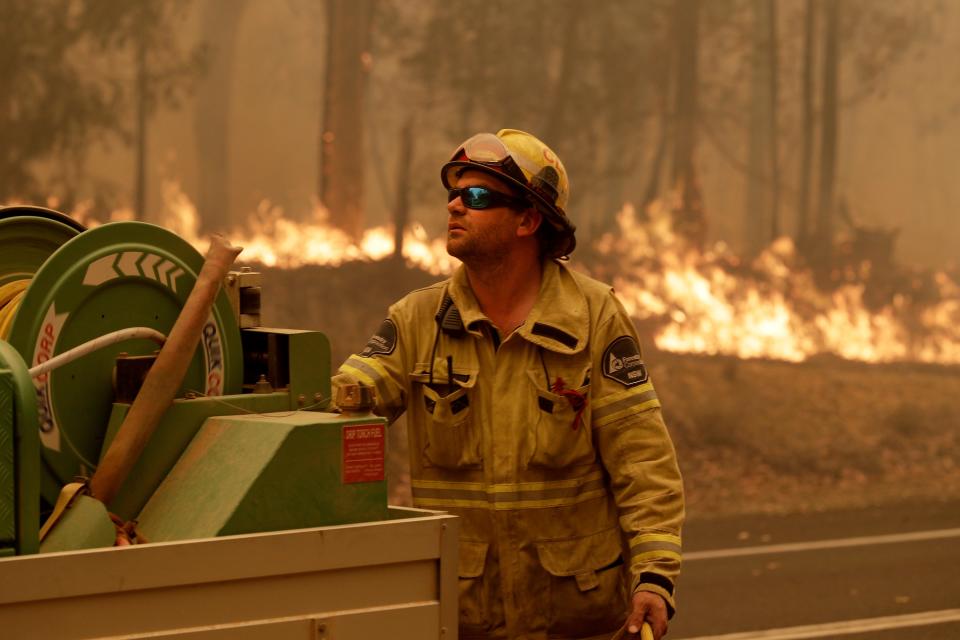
[{"x1": 342, "y1": 423, "x2": 386, "y2": 484}]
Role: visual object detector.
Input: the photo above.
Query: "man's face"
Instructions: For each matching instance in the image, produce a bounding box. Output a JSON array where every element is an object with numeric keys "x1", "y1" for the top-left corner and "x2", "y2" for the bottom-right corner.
[{"x1": 446, "y1": 170, "x2": 524, "y2": 263}]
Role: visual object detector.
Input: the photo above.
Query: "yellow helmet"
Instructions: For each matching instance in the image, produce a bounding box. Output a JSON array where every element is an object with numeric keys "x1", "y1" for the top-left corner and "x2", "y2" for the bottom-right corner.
[{"x1": 441, "y1": 129, "x2": 576, "y2": 258}]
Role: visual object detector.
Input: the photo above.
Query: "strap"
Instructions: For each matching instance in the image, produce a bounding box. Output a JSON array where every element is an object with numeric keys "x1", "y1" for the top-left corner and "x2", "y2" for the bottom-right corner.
[{"x1": 39, "y1": 481, "x2": 88, "y2": 542}]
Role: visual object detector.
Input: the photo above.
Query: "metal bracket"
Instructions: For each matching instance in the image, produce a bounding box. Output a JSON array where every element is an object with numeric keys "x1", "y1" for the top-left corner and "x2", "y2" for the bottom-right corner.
[{"x1": 224, "y1": 267, "x2": 262, "y2": 328}]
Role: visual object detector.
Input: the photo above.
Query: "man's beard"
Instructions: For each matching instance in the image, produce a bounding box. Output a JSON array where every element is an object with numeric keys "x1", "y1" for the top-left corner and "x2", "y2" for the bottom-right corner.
[{"x1": 446, "y1": 229, "x2": 510, "y2": 268}]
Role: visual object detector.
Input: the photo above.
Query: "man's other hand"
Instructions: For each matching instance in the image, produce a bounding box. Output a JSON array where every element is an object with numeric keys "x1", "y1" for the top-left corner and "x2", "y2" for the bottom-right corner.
[{"x1": 623, "y1": 590, "x2": 668, "y2": 639}]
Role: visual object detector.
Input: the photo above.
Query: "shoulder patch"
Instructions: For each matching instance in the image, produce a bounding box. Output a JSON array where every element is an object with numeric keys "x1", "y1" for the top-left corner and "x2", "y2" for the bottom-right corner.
[
  {"x1": 601, "y1": 335, "x2": 649, "y2": 387},
  {"x1": 360, "y1": 319, "x2": 397, "y2": 357}
]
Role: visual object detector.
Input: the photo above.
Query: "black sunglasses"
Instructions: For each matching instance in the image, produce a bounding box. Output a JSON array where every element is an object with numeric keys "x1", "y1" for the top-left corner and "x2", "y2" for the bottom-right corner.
[{"x1": 447, "y1": 186, "x2": 527, "y2": 210}]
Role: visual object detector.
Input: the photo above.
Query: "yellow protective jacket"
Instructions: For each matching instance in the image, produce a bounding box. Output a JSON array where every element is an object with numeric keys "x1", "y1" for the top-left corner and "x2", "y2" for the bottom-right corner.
[{"x1": 333, "y1": 260, "x2": 684, "y2": 640}]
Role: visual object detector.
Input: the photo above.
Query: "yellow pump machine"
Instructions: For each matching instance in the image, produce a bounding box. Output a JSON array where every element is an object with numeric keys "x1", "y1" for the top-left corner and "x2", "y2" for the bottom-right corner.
[{"x1": 0, "y1": 206, "x2": 458, "y2": 639}]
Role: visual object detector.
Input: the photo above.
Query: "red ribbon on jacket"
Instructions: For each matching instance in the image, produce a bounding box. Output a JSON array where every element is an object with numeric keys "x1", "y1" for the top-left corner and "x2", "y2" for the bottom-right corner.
[{"x1": 551, "y1": 377, "x2": 588, "y2": 431}]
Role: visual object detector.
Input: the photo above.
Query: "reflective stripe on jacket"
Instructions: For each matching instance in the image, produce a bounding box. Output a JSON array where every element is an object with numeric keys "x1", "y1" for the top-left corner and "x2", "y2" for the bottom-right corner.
[{"x1": 333, "y1": 260, "x2": 684, "y2": 639}]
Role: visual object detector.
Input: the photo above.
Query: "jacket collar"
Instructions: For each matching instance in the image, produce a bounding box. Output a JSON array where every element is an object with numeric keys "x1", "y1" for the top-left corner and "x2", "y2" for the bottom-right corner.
[{"x1": 445, "y1": 260, "x2": 588, "y2": 354}]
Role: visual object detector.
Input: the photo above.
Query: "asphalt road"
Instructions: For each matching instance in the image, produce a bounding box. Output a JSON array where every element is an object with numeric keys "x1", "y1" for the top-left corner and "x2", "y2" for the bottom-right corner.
[{"x1": 669, "y1": 499, "x2": 960, "y2": 640}]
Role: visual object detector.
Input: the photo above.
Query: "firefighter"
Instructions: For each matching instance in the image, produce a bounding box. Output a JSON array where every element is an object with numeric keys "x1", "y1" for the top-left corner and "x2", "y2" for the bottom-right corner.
[{"x1": 333, "y1": 129, "x2": 683, "y2": 640}]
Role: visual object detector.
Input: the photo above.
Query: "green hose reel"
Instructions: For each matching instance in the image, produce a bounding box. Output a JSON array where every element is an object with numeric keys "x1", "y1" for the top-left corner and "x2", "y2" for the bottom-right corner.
[
  {"x1": 0, "y1": 205, "x2": 85, "y2": 288},
  {"x1": 0, "y1": 215, "x2": 243, "y2": 506}
]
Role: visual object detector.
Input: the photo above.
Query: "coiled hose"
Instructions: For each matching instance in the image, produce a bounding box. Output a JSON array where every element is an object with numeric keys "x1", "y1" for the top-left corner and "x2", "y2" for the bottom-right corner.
[{"x1": 0, "y1": 279, "x2": 29, "y2": 340}]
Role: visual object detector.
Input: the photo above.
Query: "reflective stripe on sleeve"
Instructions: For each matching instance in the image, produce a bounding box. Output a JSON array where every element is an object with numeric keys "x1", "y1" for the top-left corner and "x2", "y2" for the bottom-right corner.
[
  {"x1": 591, "y1": 383, "x2": 660, "y2": 427},
  {"x1": 632, "y1": 550, "x2": 682, "y2": 565},
  {"x1": 629, "y1": 532, "x2": 682, "y2": 564},
  {"x1": 411, "y1": 469, "x2": 607, "y2": 510},
  {"x1": 341, "y1": 355, "x2": 400, "y2": 408}
]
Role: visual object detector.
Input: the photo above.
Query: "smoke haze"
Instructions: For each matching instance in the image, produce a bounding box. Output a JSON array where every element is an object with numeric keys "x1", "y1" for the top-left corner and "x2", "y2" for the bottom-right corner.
[{"x1": 12, "y1": 0, "x2": 957, "y2": 269}]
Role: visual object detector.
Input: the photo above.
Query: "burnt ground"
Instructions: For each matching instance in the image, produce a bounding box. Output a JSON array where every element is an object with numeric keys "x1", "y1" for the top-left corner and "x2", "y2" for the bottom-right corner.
[
  {"x1": 653, "y1": 349, "x2": 960, "y2": 519},
  {"x1": 257, "y1": 260, "x2": 960, "y2": 522}
]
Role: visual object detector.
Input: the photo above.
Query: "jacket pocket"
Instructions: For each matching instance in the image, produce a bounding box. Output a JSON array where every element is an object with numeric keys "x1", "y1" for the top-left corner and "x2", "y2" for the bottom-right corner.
[
  {"x1": 535, "y1": 527, "x2": 628, "y2": 637},
  {"x1": 410, "y1": 367, "x2": 481, "y2": 470},
  {"x1": 526, "y1": 368, "x2": 594, "y2": 469},
  {"x1": 458, "y1": 540, "x2": 490, "y2": 629}
]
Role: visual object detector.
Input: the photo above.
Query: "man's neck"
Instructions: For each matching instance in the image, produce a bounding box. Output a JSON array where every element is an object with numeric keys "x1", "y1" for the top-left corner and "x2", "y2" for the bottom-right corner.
[{"x1": 464, "y1": 252, "x2": 544, "y2": 335}]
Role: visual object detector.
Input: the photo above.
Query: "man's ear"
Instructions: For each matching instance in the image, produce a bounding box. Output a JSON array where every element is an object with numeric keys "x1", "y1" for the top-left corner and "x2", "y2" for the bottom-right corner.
[{"x1": 516, "y1": 206, "x2": 542, "y2": 238}]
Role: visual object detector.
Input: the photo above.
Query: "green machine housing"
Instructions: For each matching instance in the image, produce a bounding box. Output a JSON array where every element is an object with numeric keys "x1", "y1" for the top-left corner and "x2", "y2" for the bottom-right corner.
[
  {"x1": 0, "y1": 219, "x2": 392, "y2": 554},
  {"x1": 96, "y1": 330, "x2": 388, "y2": 548},
  {"x1": 101, "y1": 329, "x2": 390, "y2": 542}
]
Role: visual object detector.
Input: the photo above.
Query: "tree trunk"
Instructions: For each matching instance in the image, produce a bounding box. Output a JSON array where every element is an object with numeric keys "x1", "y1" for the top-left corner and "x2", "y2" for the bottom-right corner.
[
  {"x1": 670, "y1": 0, "x2": 705, "y2": 247},
  {"x1": 815, "y1": 0, "x2": 840, "y2": 267},
  {"x1": 194, "y1": 0, "x2": 248, "y2": 232},
  {"x1": 540, "y1": 5, "x2": 580, "y2": 146},
  {"x1": 745, "y1": 0, "x2": 776, "y2": 256},
  {"x1": 134, "y1": 3, "x2": 149, "y2": 221},
  {"x1": 641, "y1": 103, "x2": 670, "y2": 215},
  {"x1": 392, "y1": 118, "x2": 413, "y2": 261},
  {"x1": 744, "y1": 0, "x2": 782, "y2": 254},
  {"x1": 320, "y1": 0, "x2": 376, "y2": 240},
  {"x1": 767, "y1": 0, "x2": 781, "y2": 241},
  {"x1": 796, "y1": 0, "x2": 816, "y2": 246}
]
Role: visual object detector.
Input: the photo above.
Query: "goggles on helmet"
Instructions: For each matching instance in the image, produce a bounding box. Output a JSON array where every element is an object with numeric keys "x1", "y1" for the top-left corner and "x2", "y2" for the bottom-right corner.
[
  {"x1": 447, "y1": 133, "x2": 530, "y2": 186},
  {"x1": 447, "y1": 185, "x2": 528, "y2": 210}
]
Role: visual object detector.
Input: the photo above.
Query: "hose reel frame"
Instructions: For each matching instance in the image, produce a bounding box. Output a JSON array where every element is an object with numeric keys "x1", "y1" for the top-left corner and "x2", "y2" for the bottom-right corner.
[{"x1": 4, "y1": 221, "x2": 243, "y2": 505}]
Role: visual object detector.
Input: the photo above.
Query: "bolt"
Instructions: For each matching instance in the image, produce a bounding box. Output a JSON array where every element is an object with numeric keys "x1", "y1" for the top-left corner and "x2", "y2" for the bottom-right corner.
[
  {"x1": 314, "y1": 392, "x2": 324, "y2": 403},
  {"x1": 298, "y1": 394, "x2": 306, "y2": 407}
]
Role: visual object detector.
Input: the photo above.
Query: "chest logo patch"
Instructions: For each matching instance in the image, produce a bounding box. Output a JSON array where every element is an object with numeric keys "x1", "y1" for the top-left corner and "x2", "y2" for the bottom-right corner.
[
  {"x1": 602, "y1": 335, "x2": 648, "y2": 387},
  {"x1": 360, "y1": 319, "x2": 397, "y2": 357}
]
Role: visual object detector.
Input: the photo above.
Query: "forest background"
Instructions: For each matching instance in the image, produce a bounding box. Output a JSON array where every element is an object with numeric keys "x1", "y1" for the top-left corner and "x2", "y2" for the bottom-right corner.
[{"x1": 2, "y1": 0, "x2": 959, "y2": 518}]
